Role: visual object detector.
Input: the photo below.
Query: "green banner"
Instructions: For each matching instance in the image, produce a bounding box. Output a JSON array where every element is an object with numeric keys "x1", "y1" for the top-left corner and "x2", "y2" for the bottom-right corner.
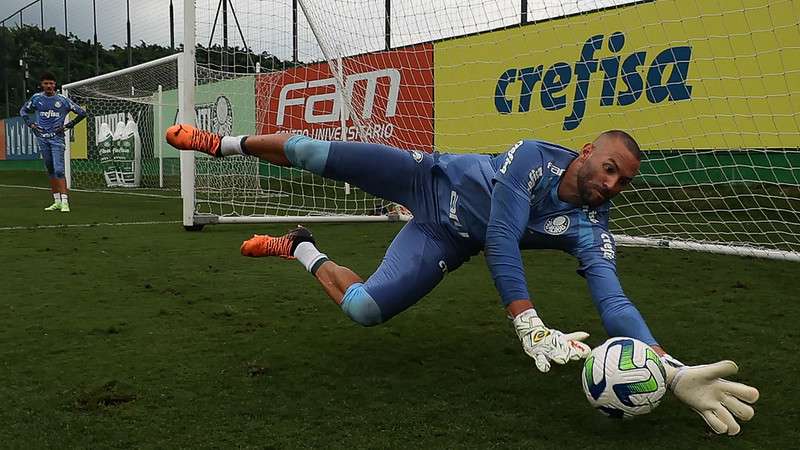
[{"x1": 156, "y1": 76, "x2": 256, "y2": 157}]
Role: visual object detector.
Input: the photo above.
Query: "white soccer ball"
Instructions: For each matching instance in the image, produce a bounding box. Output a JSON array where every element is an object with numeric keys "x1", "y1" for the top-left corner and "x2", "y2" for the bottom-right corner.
[{"x1": 581, "y1": 337, "x2": 667, "y2": 419}]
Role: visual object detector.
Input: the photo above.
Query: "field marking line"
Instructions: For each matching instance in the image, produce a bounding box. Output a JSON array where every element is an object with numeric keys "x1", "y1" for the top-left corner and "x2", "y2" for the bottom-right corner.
[
  {"x1": 0, "y1": 220, "x2": 182, "y2": 231},
  {"x1": 0, "y1": 184, "x2": 181, "y2": 199}
]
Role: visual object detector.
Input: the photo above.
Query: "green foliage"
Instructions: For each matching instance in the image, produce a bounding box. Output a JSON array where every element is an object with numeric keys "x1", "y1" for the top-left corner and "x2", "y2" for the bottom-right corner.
[{"x1": 0, "y1": 25, "x2": 296, "y2": 119}]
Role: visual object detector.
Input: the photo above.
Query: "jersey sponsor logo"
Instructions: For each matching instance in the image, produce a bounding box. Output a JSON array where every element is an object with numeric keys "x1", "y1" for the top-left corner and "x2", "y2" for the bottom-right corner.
[
  {"x1": 544, "y1": 215, "x2": 570, "y2": 235},
  {"x1": 600, "y1": 232, "x2": 615, "y2": 260},
  {"x1": 547, "y1": 161, "x2": 564, "y2": 176},
  {"x1": 40, "y1": 110, "x2": 61, "y2": 118},
  {"x1": 448, "y1": 190, "x2": 469, "y2": 238},
  {"x1": 527, "y1": 166, "x2": 543, "y2": 194},
  {"x1": 583, "y1": 206, "x2": 599, "y2": 224},
  {"x1": 499, "y1": 140, "x2": 523, "y2": 174},
  {"x1": 494, "y1": 31, "x2": 692, "y2": 131}
]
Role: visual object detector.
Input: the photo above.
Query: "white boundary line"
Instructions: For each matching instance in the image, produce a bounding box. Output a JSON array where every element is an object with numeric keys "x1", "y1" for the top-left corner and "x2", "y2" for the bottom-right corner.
[
  {"x1": 0, "y1": 184, "x2": 181, "y2": 199},
  {"x1": 0, "y1": 220, "x2": 181, "y2": 231}
]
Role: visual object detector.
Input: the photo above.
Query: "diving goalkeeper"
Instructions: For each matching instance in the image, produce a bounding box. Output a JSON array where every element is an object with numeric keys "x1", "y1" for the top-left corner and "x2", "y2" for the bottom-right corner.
[{"x1": 167, "y1": 125, "x2": 759, "y2": 435}]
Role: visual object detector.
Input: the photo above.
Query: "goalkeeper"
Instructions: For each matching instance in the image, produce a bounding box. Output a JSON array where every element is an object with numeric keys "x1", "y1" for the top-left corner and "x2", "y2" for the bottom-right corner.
[
  {"x1": 167, "y1": 125, "x2": 759, "y2": 435},
  {"x1": 20, "y1": 72, "x2": 87, "y2": 212}
]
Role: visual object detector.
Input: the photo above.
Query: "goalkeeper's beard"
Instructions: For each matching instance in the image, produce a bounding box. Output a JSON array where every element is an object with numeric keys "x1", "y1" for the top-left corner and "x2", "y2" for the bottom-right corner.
[{"x1": 576, "y1": 167, "x2": 606, "y2": 207}]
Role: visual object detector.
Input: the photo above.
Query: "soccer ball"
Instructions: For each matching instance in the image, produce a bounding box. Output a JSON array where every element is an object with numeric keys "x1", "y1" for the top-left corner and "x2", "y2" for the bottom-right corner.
[{"x1": 581, "y1": 337, "x2": 667, "y2": 419}]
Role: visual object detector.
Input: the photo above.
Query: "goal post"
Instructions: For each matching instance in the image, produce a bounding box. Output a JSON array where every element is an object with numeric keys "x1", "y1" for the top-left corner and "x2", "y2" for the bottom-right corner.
[{"x1": 62, "y1": 53, "x2": 181, "y2": 192}]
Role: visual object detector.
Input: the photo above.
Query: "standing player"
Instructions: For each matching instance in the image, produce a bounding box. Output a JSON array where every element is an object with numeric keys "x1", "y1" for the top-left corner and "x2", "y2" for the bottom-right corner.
[
  {"x1": 20, "y1": 72, "x2": 87, "y2": 212},
  {"x1": 167, "y1": 125, "x2": 759, "y2": 435}
]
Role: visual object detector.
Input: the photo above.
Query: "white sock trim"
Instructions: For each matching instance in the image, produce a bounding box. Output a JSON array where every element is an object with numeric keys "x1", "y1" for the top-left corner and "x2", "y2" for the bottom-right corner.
[
  {"x1": 53, "y1": 193, "x2": 61, "y2": 203},
  {"x1": 220, "y1": 136, "x2": 247, "y2": 156},
  {"x1": 60, "y1": 193, "x2": 69, "y2": 203},
  {"x1": 293, "y1": 241, "x2": 327, "y2": 273}
]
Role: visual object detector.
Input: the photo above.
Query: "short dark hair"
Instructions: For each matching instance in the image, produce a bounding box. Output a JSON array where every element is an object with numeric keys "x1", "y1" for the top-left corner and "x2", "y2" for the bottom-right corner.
[
  {"x1": 598, "y1": 129, "x2": 641, "y2": 161},
  {"x1": 40, "y1": 72, "x2": 56, "y2": 82}
]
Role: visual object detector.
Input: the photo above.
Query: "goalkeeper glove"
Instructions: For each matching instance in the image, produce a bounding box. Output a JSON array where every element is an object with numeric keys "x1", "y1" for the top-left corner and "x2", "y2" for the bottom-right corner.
[
  {"x1": 661, "y1": 354, "x2": 760, "y2": 435},
  {"x1": 512, "y1": 309, "x2": 590, "y2": 372}
]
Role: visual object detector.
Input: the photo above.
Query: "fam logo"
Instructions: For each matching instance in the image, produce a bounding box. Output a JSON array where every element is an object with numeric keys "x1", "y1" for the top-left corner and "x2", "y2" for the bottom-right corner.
[
  {"x1": 544, "y1": 215, "x2": 570, "y2": 235},
  {"x1": 197, "y1": 95, "x2": 234, "y2": 136},
  {"x1": 494, "y1": 31, "x2": 692, "y2": 130},
  {"x1": 277, "y1": 68, "x2": 400, "y2": 126}
]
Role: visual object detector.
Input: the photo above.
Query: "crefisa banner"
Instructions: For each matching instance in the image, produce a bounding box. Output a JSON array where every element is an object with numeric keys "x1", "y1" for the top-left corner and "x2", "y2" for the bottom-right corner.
[
  {"x1": 256, "y1": 43, "x2": 434, "y2": 152},
  {"x1": 434, "y1": 0, "x2": 800, "y2": 153}
]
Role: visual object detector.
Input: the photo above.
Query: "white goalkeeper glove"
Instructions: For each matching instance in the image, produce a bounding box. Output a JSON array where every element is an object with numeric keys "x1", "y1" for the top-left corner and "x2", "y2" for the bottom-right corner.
[
  {"x1": 661, "y1": 354, "x2": 760, "y2": 435},
  {"x1": 512, "y1": 309, "x2": 591, "y2": 372}
]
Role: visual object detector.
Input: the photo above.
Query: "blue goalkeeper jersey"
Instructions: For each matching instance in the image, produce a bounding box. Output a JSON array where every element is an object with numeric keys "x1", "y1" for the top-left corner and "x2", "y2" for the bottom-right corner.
[
  {"x1": 433, "y1": 140, "x2": 656, "y2": 345},
  {"x1": 20, "y1": 92, "x2": 86, "y2": 140}
]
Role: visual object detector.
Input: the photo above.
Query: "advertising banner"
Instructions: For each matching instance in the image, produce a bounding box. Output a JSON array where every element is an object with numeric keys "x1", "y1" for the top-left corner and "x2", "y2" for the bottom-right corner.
[
  {"x1": 256, "y1": 43, "x2": 434, "y2": 152},
  {"x1": 434, "y1": 0, "x2": 800, "y2": 152}
]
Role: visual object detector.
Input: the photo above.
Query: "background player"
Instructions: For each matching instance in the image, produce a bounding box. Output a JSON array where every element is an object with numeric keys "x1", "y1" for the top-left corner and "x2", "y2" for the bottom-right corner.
[
  {"x1": 20, "y1": 72, "x2": 87, "y2": 212},
  {"x1": 167, "y1": 124, "x2": 759, "y2": 435}
]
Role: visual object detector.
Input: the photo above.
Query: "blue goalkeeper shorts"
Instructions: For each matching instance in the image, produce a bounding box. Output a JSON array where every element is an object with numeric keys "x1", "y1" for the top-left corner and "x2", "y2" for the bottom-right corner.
[
  {"x1": 323, "y1": 141, "x2": 474, "y2": 322},
  {"x1": 38, "y1": 137, "x2": 66, "y2": 179}
]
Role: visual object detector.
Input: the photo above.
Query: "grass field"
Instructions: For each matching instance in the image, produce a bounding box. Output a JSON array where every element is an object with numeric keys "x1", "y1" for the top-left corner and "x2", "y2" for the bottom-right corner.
[{"x1": 1, "y1": 170, "x2": 798, "y2": 448}]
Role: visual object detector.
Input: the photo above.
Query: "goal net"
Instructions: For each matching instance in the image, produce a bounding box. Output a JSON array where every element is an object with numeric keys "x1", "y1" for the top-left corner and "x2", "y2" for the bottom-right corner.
[
  {"x1": 63, "y1": 54, "x2": 180, "y2": 191},
  {"x1": 185, "y1": 0, "x2": 798, "y2": 259}
]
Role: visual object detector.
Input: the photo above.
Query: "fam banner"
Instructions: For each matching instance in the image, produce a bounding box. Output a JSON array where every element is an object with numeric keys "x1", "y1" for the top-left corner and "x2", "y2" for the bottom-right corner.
[
  {"x1": 434, "y1": 0, "x2": 800, "y2": 153},
  {"x1": 256, "y1": 43, "x2": 434, "y2": 152}
]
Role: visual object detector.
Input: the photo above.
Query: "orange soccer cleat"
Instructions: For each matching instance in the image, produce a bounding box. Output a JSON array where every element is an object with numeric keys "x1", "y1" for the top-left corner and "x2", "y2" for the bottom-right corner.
[
  {"x1": 165, "y1": 124, "x2": 222, "y2": 157},
  {"x1": 240, "y1": 226, "x2": 315, "y2": 258}
]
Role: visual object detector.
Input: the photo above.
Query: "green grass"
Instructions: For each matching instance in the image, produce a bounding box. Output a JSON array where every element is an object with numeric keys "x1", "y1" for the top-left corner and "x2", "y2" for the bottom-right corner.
[{"x1": 1, "y1": 170, "x2": 798, "y2": 448}]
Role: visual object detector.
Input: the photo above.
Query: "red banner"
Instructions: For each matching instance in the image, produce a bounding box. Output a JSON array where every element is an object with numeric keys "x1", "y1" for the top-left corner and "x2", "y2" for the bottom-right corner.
[{"x1": 256, "y1": 43, "x2": 433, "y2": 152}]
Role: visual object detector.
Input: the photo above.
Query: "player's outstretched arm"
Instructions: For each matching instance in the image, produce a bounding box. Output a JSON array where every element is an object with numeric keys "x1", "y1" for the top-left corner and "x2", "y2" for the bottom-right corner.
[
  {"x1": 581, "y1": 259, "x2": 759, "y2": 435},
  {"x1": 659, "y1": 354, "x2": 759, "y2": 435}
]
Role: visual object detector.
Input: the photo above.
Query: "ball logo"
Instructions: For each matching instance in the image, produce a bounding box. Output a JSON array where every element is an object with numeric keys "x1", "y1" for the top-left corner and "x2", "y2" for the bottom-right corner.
[{"x1": 544, "y1": 215, "x2": 570, "y2": 235}]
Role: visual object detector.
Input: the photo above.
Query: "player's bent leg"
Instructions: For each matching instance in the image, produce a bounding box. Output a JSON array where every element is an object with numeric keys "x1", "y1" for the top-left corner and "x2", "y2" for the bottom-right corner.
[
  {"x1": 340, "y1": 283, "x2": 382, "y2": 326},
  {"x1": 354, "y1": 220, "x2": 468, "y2": 324}
]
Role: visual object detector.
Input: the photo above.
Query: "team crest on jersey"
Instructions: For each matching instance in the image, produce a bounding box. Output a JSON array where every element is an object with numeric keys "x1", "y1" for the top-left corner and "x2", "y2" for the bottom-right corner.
[
  {"x1": 544, "y1": 215, "x2": 570, "y2": 235},
  {"x1": 411, "y1": 150, "x2": 423, "y2": 163},
  {"x1": 54, "y1": 101, "x2": 62, "y2": 108}
]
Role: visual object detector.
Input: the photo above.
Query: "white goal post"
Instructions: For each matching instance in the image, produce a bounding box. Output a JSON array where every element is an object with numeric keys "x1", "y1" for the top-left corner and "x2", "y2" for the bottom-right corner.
[{"x1": 62, "y1": 53, "x2": 181, "y2": 192}]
